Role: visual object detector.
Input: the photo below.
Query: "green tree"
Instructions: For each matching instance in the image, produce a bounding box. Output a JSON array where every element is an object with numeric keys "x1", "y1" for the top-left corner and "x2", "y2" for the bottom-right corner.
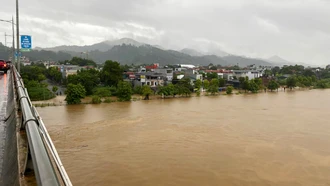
[
  {"x1": 133, "y1": 86, "x2": 143, "y2": 95},
  {"x1": 66, "y1": 74, "x2": 79, "y2": 85},
  {"x1": 316, "y1": 79, "x2": 330, "y2": 89},
  {"x1": 79, "y1": 69, "x2": 100, "y2": 95},
  {"x1": 167, "y1": 84, "x2": 177, "y2": 97},
  {"x1": 100, "y1": 60, "x2": 123, "y2": 86},
  {"x1": 52, "y1": 86, "x2": 58, "y2": 94},
  {"x1": 303, "y1": 69, "x2": 315, "y2": 77},
  {"x1": 242, "y1": 77, "x2": 250, "y2": 92},
  {"x1": 297, "y1": 76, "x2": 313, "y2": 87},
  {"x1": 46, "y1": 66, "x2": 63, "y2": 83},
  {"x1": 218, "y1": 78, "x2": 226, "y2": 87},
  {"x1": 142, "y1": 85, "x2": 153, "y2": 100},
  {"x1": 21, "y1": 65, "x2": 46, "y2": 82},
  {"x1": 210, "y1": 66, "x2": 217, "y2": 70},
  {"x1": 267, "y1": 80, "x2": 279, "y2": 92},
  {"x1": 117, "y1": 81, "x2": 133, "y2": 101},
  {"x1": 286, "y1": 76, "x2": 297, "y2": 90},
  {"x1": 248, "y1": 80, "x2": 259, "y2": 93},
  {"x1": 226, "y1": 86, "x2": 234, "y2": 95},
  {"x1": 24, "y1": 79, "x2": 55, "y2": 101},
  {"x1": 92, "y1": 87, "x2": 112, "y2": 97},
  {"x1": 203, "y1": 80, "x2": 210, "y2": 91},
  {"x1": 67, "y1": 69, "x2": 100, "y2": 95},
  {"x1": 65, "y1": 83, "x2": 86, "y2": 104},
  {"x1": 208, "y1": 78, "x2": 219, "y2": 95},
  {"x1": 239, "y1": 77, "x2": 246, "y2": 89},
  {"x1": 175, "y1": 78, "x2": 192, "y2": 97},
  {"x1": 263, "y1": 69, "x2": 272, "y2": 77},
  {"x1": 207, "y1": 72, "x2": 218, "y2": 80},
  {"x1": 272, "y1": 66, "x2": 281, "y2": 76},
  {"x1": 195, "y1": 79, "x2": 202, "y2": 96},
  {"x1": 277, "y1": 79, "x2": 287, "y2": 86},
  {"x1": 253, "y1": 78, "x2": 263, "y2": 89},
  {"x1": 69, "y1": 57, "x2": 97, "y2": 67},
  {"x1": 158, "y1": 84, "x2": 176, "y2": 98},
  {"x1": 121, "y1": 64, "x2": 131, "y2": 71},
  {"x1": 37, "y1": 74, "x2": 46, "y2": 82}
]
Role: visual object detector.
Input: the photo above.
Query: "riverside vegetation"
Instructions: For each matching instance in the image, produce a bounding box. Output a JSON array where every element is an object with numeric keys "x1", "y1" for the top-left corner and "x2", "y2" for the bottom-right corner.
[{"x1": 20, "y1": 58, "x2": 330, "y2": 105}]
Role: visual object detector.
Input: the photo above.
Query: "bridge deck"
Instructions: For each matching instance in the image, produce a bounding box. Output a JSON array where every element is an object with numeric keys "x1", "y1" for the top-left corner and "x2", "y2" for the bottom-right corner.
[{"x1": 0, "y1": 71, "x2": 10, "y2": 178}]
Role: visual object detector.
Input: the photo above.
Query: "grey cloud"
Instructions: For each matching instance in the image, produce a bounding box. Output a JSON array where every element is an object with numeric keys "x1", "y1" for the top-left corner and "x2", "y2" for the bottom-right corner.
[{"x1": 1, "y1": 0, "x2": 330, "y2": 65}]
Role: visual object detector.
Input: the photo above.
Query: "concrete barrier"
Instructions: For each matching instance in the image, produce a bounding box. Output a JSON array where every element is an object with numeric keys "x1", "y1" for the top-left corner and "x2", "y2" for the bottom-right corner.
[{"x1": 0, "y1": 70, "x2": 19, "y2": 186}]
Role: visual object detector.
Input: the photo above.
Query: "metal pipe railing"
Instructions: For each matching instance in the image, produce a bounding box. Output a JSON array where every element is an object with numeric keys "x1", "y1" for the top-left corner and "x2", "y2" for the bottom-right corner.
[
  {"x1": 33, "y1": 107, "x2": 73, "y2": 186},
  {"x1": 12, "y1": 66, "x2": 62, "y2": 186},
  {"x1": 25, "y1": 120, "x2": 60, "y2": 186}
]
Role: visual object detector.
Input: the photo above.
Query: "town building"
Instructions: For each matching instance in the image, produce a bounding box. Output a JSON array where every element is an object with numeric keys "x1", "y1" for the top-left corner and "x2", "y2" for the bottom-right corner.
[
  {"x1": 154, "y1": 68, "x2": 174, "y2": 81},
  {"x1": 133, "y1": 72, "x2": 167, "y2": 87},
  {"x1": 233, "y1": 70, "x2": 263, "y2": 80}
]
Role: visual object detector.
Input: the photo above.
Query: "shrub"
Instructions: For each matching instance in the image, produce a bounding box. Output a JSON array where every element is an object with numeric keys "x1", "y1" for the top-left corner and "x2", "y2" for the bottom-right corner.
[
  {"x1": 133, "y1": 86, "x2": 143, "y2": 94},
  {"x1": 93, "y1": 87, "x2": 111, "y2": 97},
  {"x1": 109, "y1": 86, "x2": 118, "y2": 96},
  {"x1": 226, "y1": 86, "x2": 234, "y2": 95},
  {"x1": 103, "y1": 98, "x2": 113, "y2": 103},
  {"x1": 91, "y1": 96, "x2": 102, "y2": 104},
  {"x1": 316, "y1": 79, "x2": 330, "y2": 89},
  {"x1": 27, "y1": 87, "x2": 55, "y2": 101}
]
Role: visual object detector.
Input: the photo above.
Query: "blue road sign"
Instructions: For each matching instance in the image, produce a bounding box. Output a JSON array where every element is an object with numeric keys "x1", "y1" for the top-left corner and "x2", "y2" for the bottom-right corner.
[
  {"x1": 21, "y1": 35, "x2": 32, "y2": 49},
  {"x1": 15, "y1": 52, "x2": 21, "y2": 57}
]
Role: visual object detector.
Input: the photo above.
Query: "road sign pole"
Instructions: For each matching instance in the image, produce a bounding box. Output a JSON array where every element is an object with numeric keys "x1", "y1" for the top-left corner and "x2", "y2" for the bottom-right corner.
[{"x1": 16, "y1": 0, "x2": 20, "y2": 72}]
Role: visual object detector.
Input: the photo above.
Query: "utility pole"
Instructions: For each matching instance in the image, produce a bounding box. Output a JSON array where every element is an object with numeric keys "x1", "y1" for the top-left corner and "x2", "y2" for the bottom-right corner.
[
  {"x1": 0, "y1": 17, "x2": 16, "y2": 63},
  {"x1": 4, "y1": 33, "x2": 13, "y2": 60},
  {"x1": 12, "y1": 16, "x2": 15, "y2": 63},
  {"x1": 4, "y1": 33, "x2": 12, "y2": 47},
  {"x1": 16, "y1": 0, "x2": 20, "y2": 72},
  {"x1": 4, "y1": 33, "x2": 7, "y2": 47}
]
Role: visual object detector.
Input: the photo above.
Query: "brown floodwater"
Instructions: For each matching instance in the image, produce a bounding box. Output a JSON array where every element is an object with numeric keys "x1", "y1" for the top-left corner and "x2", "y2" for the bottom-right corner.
[{"x1": 38, "y1": 89, "x2": 330, "y2": 186}]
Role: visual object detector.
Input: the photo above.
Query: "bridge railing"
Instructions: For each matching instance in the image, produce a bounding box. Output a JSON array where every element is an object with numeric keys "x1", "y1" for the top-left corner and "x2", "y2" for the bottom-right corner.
[{"x1": 12, "y1": 66, "x2": 72, "y2": 186}]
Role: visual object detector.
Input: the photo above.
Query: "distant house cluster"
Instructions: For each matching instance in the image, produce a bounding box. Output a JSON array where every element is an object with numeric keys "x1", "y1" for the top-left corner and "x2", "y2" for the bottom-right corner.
[
  {"x1": 43, "y1": 62, "x2": 95, "y2": 78},
  {"x1": 29, "y1": 60, "x2": 274, "y2": 89},
  {"x1": 122, "y1": 63, "x2": 269, "y2": 88}
]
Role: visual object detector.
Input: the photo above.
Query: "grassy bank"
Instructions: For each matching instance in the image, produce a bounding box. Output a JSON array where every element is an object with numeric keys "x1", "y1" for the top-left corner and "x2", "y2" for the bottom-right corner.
[{"x1": 32, "y1": 86, "x2": 313, "y2": 107}]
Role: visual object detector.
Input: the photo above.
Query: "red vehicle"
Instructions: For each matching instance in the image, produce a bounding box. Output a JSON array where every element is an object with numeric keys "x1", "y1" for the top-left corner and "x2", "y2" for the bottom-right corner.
[{"x1": 0, "y1": 59, "x2": 10, "y2": 74}]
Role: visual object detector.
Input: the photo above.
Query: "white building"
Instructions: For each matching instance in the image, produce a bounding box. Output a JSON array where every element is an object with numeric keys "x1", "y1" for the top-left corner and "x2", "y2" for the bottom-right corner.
[
  {"x1": 233, "y1": 70, "x2": 263, "y2": 80},
  {"x1": 179, "y1": 64, "x2": 196, "y2": 69}
]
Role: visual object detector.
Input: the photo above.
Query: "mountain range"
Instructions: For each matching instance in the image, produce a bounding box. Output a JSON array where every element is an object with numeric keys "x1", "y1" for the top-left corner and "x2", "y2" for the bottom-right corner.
[{"x1": 3, "y1": 38, "x2": 309, "y2": 67}]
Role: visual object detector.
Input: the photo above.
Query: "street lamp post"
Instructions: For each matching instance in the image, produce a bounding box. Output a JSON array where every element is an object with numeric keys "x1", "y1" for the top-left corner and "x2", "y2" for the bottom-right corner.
[
  {"x1": 16, "y1": 0, "x2": 20, "y2": 72},
  {"x1": 0, "y1": 18, "x2": 15, "y2": 65},
  {"x1": 12, "y1": 16, "x2": 15, "y2": 65}
]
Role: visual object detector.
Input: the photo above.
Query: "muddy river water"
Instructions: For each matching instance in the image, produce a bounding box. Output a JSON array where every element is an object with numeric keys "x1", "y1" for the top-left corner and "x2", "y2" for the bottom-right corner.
[{"x1": 38, "y1": 90, "x2": 330, "y2": 186}]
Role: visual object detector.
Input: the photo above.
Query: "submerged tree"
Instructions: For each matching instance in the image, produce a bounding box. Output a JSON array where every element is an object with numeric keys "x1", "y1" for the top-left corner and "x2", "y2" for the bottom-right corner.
[
  {"x1": 117, "y1": 81, "x2": 133, "y2": 101},
  {"x1": 142, "y1": 85, "x2": 153, "y2": 100},
  {"x1": 208, "y1": 78, "x2": 219, "y2": 95},
  {"x1": 267, "y1": 80, "x2": 279, "y2": 92},
  {"x1": 65, "y1": 83, "x2": 86, "y2": 104},
  {"x1": 195, "y1": 79, "x2": 202, "y2": 96}
]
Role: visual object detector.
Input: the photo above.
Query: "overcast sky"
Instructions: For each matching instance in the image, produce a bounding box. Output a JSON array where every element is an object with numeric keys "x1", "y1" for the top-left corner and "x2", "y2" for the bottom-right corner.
[{"x1": 1, "y1": 0, "x2": 330, "y2": 65}]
